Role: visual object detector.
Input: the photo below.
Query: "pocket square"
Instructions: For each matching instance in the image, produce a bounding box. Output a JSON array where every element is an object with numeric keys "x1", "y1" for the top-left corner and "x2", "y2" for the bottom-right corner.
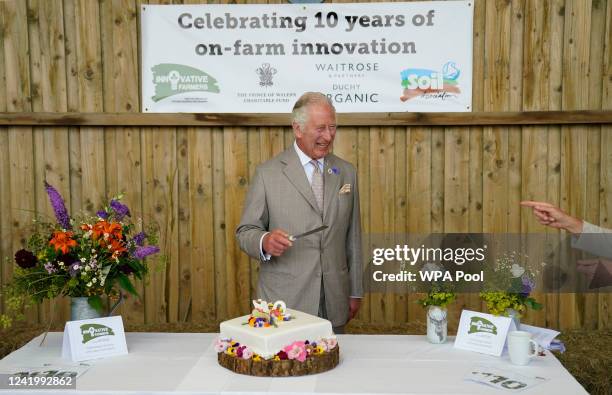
[{"x1": 339, "y1": 184, "x2": 351, "y2": 194}]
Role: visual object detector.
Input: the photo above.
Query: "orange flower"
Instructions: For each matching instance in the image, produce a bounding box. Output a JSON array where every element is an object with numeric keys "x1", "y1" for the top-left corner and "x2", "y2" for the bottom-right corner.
[
  {"x1": 109, "y1": 239, "x2": 127, "y2": 258},
  {"x1": 49, "y1": 231, "x2": 77, "y2": 254},
  {"x1": 92, "y1": 221, "x2": 123, "y2": 241}
]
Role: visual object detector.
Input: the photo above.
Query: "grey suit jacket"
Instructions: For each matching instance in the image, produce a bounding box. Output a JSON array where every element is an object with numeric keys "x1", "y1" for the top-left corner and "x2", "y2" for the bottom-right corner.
[
  {"x1": 572, "y1": 221, "x2": 612, "y2": 259},
  {"x1": 236, "y1": 146, "x2": 363, "y2": 327}
]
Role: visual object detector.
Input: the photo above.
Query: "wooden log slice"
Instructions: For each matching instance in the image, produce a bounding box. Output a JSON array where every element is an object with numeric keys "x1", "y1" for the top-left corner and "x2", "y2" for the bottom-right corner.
[{"x1": 218, "y1": 346, "x2": 339, "y2": 377}]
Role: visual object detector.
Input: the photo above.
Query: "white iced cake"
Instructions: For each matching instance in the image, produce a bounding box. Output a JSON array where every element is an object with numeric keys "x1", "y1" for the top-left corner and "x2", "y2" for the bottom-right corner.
[{"x1": 218, "y1": 301, "x2": 334, "y2": 360}]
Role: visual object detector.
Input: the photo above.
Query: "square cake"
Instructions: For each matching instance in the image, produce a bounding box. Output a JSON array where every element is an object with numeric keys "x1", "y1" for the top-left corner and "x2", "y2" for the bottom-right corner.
[
  {"x1": 216, "y1": 300, "x2": 339, "y2": 376},
  {"x1": 220, "y1": 308, "x2": 334, "y2": 359}
]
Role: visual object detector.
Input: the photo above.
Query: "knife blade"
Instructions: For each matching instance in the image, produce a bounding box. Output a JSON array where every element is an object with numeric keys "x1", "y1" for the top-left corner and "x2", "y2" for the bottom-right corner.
[{"x1": 288, "y1": 225, "x2": 328, "y2": 241}]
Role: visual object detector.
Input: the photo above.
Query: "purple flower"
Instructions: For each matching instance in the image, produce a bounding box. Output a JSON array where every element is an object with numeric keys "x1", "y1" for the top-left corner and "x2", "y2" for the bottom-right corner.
[
  {"x1": 133, "y1": 232, "x2": 147, "y2": 246},
  {"x1": 44, "y1": 181, "x2": 71, "y2": 230},
  {"x1": 68, "y1": 262, "x2": 81, "y2": 277},
  {"x1": 96, "y1": 210, "x2": 109, "y2": 219},
  {"x1": 520, "y1": 275, "x2": 535, "y2": 297},
  {"x1": 15, "y1": 249, "x2": 37, "y2": 269},
  {"x1": 110, "y1": 199, "x2": 131, "y2": 220},
  {"x1": 132, "y1": 245, "x2": 160, "y2": 260},
  {"x1": 44, "y1": 262, "x2": 58, "y2": 274},
  {"x1": 331, "y1": 167, "x2": 339, "y2": 175},
  {"x1": 118, "y1": 263, "x2": 134, "y2": 274}
]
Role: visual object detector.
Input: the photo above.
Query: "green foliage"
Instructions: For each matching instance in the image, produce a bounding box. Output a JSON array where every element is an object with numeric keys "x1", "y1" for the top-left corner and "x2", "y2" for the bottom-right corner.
[{"x1": 418, "y1": 282, "x2": 456, "y2": 308}]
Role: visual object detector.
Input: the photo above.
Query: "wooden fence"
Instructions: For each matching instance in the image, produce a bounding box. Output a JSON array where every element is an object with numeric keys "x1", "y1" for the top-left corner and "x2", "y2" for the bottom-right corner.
[{"x1": 0, "y1": 0, "x2": 611, "y2": 330}]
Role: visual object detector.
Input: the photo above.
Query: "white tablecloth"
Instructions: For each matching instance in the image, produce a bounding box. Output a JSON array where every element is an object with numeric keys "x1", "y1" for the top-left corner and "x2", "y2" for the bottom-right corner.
[{"x1": 0, "y1": 332, "x2": 586, "y2": 395}]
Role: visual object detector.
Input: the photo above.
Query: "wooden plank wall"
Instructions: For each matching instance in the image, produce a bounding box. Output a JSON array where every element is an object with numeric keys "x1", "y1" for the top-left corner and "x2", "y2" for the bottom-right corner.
[{"x1": 0, "y1": 0, "x2": 611, "y2": 330}]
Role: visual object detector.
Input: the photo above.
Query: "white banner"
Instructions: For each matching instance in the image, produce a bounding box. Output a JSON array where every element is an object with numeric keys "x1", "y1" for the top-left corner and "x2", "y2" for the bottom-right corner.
[{"x1": 141, "y1": 2, "x2": 473, "y2": 113}]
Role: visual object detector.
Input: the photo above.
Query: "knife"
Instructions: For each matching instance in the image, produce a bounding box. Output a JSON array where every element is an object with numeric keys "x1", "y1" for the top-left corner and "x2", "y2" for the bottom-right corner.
[{"x1": 288, "y1": 225, "x2": 328, "y2": 241}]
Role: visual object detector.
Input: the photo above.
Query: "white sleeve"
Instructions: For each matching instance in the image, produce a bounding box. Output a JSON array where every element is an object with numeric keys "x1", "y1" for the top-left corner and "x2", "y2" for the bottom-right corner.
[{"x1": 259, "y1": 232, "x2": 271, "y2": 261}]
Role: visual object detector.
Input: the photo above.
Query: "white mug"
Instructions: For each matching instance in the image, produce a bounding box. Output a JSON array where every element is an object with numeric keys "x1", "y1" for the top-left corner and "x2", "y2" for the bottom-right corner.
[{"x1": 507, "y1": 331, "x2": 539, "y2": 365}]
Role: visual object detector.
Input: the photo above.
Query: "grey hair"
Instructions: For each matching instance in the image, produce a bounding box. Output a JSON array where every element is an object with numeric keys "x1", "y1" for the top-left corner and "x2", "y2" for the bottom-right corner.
[{"x1": 291, "y1": 92, "x2": 336, "y2": 128}]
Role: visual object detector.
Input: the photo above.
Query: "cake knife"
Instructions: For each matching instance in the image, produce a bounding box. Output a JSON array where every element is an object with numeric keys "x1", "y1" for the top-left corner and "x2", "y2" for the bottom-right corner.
[{"x1": 288, "y1": 225, "x2": 328, "y2": 241}]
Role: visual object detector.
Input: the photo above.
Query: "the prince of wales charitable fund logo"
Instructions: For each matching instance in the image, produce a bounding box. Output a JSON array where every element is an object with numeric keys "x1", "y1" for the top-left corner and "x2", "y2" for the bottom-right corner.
[
  {"x1": 468, "y1": 317, "x2": 498, "y2": 335},
  {"x1": 80, "y1": 324, "x2": 115, "y2": 344},
  {"x1": 399, "y1": 61, "x2": 461, "y2": 102},
  {"x1": 151, "y1": 63, "x2": 220, "y2": 102}
]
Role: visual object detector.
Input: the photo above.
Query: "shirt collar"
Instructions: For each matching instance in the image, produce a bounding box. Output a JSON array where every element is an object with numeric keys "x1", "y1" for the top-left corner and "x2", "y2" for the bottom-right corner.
[{"x1": 294, "y1": 141, "x2": 324, "y2": 168}]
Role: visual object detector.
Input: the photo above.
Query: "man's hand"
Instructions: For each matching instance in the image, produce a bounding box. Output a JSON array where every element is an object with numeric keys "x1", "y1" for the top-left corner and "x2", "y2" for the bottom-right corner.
[
  {"x1": 520, "y1": 201, "x2": 584, "y2": 234},
  {"x1": 348, "y1": 297, "x2": 361, "y2": 322},
  {"x1": 262, "y1": 229, "x2": 292, "y2": 257}
]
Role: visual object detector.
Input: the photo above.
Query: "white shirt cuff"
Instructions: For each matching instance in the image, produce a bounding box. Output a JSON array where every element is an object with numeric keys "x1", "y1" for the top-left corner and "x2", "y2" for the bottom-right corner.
[{"x1": 259, "y1": 232, "x2": 271, "y2": 261}]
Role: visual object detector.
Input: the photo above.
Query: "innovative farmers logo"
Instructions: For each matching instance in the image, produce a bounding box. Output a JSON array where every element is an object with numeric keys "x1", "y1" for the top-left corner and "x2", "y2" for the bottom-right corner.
[
  {"x1": 468, "y1": 317, "x2": 498, "y2": 335},
  {"x1": 399, "y1": 61, "x2": 461, "y2": 102},
  {"x1": 151, "y1": 63, "x2": 220, "y2": 102},
  {"x1": 80, "y1": 324, "x2": 115, "y2": 344}
]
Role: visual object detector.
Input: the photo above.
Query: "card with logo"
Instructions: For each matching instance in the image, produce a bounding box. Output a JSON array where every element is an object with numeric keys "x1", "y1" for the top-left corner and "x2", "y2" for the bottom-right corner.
[
  {"x1": 454, "y1": 309, "x2": 512, "y2": 356},
  {"x1": 464, "y1": 365, "x2": 548, "y2": 392},
  {"x1": 61, "y1": 316, "x2": 128, "y2": 362}
]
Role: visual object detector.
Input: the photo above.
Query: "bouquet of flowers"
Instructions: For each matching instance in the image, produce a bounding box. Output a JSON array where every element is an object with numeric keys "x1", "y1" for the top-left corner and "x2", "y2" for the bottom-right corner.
[
  {"x1": 417, "y1": 282, "x2": 456, "y2": 308},
  {"x1": 417, "y1": 262, "x2": 456, "y2": 308},
  {"x1": 479, "y1": 251, "x2": 543, "y2": 317},
  {"x1": 1, "y1": 182, "x2": 160, "y2": 327}
]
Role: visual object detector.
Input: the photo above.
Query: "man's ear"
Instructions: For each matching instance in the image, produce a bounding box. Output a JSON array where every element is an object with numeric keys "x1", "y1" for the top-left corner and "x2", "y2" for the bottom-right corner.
[{"x1": 292, "y1": 121, "x2": 302, "y2": 138}]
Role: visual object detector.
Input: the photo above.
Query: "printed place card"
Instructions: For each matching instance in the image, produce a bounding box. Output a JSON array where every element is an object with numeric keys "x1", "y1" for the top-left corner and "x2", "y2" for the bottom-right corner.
[
  {"x1": 61, "y1": 316, "x2": 128, "y2": 362},
  {"x1": 454, "y1": 309, "x2": 512, "y2": 356},
  {"x1": 464, "y1": 365, "x2": 548, "y2": 392}
]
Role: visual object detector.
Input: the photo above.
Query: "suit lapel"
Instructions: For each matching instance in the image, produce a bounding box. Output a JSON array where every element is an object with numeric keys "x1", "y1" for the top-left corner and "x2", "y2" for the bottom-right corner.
[
  {"x1": 280, "y1": 148, "x2": 321, "y2": 214},
  {"x1": 323, "y1": 154, "x2": 341, "y2": 221}
]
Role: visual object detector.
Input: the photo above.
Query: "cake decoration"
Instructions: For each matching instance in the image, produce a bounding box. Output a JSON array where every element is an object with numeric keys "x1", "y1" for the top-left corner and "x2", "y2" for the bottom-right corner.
[
  {"x1": 215, "y1": 336, "x2": 337, "y2": 362},
  {"x1": 246, "y1": 299, "x2": 293, "y2": 327}
]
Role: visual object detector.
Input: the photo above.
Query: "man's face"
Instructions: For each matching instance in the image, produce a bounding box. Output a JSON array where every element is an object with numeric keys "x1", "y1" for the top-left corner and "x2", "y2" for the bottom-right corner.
[{"x1": 293, "y1": 102, "x2": 336, "y2": 160}]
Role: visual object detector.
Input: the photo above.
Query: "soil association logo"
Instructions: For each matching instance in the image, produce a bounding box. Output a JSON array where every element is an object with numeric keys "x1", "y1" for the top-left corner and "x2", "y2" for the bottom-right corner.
[
  {"x1": 399, "y1": 61, "x2": 461, "y2": 102},
  {"x1": 80, "y1": 324, "x2": 115, "y2": 344},
  {"x1": 151, "y1": 63, "x2": 220, "y2": 102},
  {"x1": 468, "y1": 317, "x2": 498, "y2": 335}
]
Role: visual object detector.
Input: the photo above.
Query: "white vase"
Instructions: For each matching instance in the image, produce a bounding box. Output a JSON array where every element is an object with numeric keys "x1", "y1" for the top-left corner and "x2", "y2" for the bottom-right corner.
[
  {"x1": 70, "y1": 297, "x2": 102, "y2": 321},
  {"x1": 426, "y1": 306, "x2": 448, "y2": 344}
]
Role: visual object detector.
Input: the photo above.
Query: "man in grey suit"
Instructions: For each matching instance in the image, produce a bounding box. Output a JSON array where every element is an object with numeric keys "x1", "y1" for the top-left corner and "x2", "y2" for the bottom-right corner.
[{"x1": 236, "y1": 92, "x2": 362, "y2": 332}]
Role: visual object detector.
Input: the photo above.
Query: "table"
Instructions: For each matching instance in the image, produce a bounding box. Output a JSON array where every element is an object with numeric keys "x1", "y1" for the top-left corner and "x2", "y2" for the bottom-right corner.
[{"x1": 0, "y1": 333, "x2": 586, "y2": 394}]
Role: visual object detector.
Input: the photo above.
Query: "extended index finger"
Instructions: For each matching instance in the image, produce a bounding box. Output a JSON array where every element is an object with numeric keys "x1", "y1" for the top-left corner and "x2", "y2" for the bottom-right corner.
[{"x1": 520, "y1": 200, "x2": 554, "y2": 208}]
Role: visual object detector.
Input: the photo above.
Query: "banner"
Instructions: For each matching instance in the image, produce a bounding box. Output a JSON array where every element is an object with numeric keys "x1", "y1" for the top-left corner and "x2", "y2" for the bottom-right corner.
[{"x1": 141, "y1": 2, "x2": 473, "y2": 113}]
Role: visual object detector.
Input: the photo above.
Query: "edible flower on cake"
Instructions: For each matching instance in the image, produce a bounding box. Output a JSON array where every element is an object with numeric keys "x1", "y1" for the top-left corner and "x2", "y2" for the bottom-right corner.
[{"x1": 247, "y1": 299, "x2": 293, "y2": 327}]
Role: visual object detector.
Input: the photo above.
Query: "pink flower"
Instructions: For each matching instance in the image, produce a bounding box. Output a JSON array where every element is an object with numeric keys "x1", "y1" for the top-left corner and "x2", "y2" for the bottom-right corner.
[
  {"x1": 283, "y1": 341, "x2": 308, "y2": 362},
  {"x1": 242, "y1": 347, "x2": 253, "y2": 359},
  {"x1": 214, "y1": 338, "x2": 230, "y2": 353},
  {"x1": 324, "y1": 337, "x2": 337, "y2": 350}
]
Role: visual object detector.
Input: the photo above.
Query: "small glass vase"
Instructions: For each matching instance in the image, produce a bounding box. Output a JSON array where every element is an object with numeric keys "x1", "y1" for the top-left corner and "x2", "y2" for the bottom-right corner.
[
  {"x1": 505, "y1": 308, "x2": 521, "y2": 329},
  {"x1": 70, "y1": 297, "x2": 102, "y2": 321},
  {"x1": 426, "y1": 305, "x2": 448, "y2": 344}
]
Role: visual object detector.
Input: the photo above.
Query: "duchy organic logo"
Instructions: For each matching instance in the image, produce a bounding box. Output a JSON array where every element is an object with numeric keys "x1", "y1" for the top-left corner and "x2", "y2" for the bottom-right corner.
[
  {"x1": 80, "y1": 324, "x2": 115, "y2": 344},
  {"x1": 151, "y1": 63, "x2": 220, "y2": 102},
  {"x1": 468, "y1": 317, "x2": 498, "y2": 335}
]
